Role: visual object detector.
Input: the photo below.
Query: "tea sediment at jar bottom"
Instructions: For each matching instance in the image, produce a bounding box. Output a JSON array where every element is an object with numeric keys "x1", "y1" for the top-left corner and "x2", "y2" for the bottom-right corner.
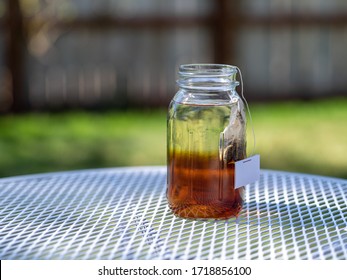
[{"x1": 167, "y1": 101, "x2": 246, "y2": 219}]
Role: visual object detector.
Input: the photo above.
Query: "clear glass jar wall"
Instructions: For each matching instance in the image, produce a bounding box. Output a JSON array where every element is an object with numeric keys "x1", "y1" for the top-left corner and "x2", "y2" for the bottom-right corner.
[{"x1": 167, "y1": 64, "x2": 247, "y2": 219}]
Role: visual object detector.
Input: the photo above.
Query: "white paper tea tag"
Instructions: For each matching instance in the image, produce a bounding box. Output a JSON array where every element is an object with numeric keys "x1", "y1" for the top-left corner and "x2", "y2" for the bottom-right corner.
[{"x1": 235, "y1": 154, "x2": 260, "y2": 189}]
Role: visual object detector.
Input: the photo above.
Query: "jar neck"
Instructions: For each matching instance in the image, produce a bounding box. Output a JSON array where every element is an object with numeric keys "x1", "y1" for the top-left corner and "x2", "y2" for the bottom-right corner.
[{"x1": 177, "y1": 64, "x2": 239, "y2": 91}]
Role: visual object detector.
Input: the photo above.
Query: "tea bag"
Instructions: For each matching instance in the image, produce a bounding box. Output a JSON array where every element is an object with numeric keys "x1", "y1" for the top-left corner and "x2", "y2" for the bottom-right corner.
[{"x1": 220, "y1": 99, "x2": 247, "y2": 164}]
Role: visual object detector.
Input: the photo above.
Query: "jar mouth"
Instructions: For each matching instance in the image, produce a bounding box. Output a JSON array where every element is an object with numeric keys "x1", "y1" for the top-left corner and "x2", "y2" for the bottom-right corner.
[
  {"x1": 177, "y1": 64, "x2": 239, "y2": 91},
  {"x1": 179, "y1": 64, "x2": 238, "y2": 77}
]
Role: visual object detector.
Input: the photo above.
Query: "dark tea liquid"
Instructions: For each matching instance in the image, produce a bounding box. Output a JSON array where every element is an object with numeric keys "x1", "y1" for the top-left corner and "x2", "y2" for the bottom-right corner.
[{"x1": 167, "y1": 152, "x2": 244, "y2": 219}]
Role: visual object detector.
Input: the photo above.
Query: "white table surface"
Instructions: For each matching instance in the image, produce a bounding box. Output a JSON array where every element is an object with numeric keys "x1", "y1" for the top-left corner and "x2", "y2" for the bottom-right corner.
[{"x1": 0, "y1": 167, "x2": 346, "y2": 260}]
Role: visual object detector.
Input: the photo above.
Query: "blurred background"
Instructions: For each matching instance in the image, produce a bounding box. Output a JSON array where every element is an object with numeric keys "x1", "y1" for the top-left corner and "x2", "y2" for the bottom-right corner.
[{"x1": 0, "y1": 0, "x2": 346, "y2": 178}]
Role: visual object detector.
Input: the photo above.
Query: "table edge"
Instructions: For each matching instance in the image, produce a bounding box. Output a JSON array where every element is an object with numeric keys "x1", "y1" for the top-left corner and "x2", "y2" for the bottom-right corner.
[{"x1": 0, "y1": 166, "x2": 346, "y2": 184}]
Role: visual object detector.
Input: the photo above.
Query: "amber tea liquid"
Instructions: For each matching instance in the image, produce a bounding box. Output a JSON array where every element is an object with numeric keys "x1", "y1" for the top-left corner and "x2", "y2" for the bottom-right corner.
[{"x1": 167, "y1": 101, "x2": 246, "y2": 219}]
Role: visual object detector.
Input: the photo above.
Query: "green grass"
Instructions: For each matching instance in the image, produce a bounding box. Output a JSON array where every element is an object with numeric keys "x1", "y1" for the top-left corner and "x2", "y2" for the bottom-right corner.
[
  {"x1": 0, "y1": 98, "x2": 346, "y2": 179},
  {"x1": 250, "y1": 98, "x2": 347, "y2": 178}
]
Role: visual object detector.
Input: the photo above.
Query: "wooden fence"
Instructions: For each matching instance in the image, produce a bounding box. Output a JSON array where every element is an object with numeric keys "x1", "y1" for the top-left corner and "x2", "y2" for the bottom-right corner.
[{"x1": 1, "y1": 0, "x2": 347, "y2": 112}]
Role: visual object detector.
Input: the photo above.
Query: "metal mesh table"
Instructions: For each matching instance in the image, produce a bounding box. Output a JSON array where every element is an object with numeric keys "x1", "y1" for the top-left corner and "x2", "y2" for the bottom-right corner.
[{"x1": 0, "y1": 167, "x2": 346, "y2": 260}]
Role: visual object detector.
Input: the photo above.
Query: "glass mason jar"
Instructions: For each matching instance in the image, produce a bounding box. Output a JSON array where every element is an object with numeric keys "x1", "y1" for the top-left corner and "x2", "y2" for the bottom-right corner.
[{"x1": 167, "y1": 64, "x2": 247, "y2": 219}]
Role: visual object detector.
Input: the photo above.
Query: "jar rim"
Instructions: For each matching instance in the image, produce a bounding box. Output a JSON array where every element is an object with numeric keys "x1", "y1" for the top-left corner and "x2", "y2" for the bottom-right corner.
[{"x1": 179, "y1": 64, "x2": 237, "y2": 77}]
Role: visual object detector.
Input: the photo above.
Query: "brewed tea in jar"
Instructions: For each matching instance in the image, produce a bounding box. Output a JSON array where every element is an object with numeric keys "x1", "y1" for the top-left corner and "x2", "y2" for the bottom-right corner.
[{"x1": 167, "y1": 64, "x2": 247, "y2": 219}]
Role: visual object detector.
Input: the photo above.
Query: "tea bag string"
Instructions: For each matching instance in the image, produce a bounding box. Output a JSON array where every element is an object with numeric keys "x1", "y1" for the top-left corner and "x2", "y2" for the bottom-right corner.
[{"x1": 236, "y1": 66, "x2": 256, "y2": 156}]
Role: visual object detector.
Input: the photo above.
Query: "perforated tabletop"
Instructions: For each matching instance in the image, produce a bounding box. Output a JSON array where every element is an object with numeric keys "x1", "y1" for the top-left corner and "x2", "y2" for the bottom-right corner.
[{"x1": 0, "y1": 167, "x2": 346, "y2": 260}]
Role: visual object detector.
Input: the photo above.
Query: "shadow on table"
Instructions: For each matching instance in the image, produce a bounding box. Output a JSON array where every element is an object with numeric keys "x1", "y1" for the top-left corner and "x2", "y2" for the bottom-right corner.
[{"x1": 123, "y1": 200, "x2": 347, "y2": 260}]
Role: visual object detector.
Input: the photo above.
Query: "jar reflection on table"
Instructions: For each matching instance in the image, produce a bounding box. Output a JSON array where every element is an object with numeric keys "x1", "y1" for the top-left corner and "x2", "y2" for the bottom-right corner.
[{"x1": 167, "y1": 64, "x2": 247, "y2": 220}]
